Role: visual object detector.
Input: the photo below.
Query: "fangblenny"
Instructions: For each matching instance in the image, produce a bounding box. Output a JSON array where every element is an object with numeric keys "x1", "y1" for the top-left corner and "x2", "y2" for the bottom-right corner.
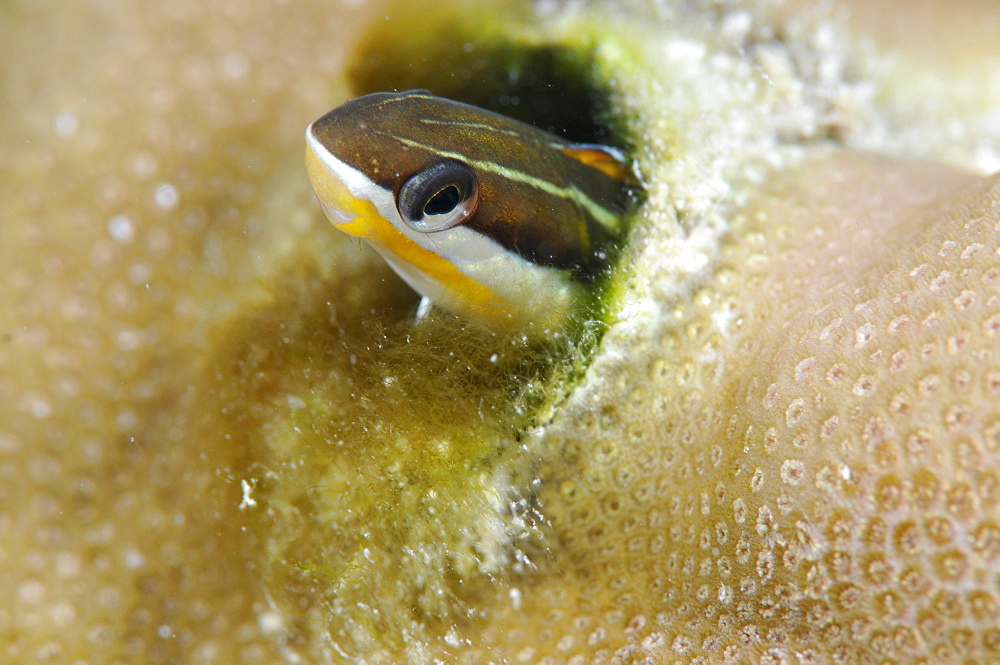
[{"x1": 305, "y1": 90, "x2": 637, "y2": 330}]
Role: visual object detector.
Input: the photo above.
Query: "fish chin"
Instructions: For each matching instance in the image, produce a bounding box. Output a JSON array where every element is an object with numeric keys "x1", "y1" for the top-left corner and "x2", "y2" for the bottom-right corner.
[
  {"x1": 374, "y1": 246, "x2": 449, "y2": 305},
  {"x1": 319, "y1": 199, "x2": 357, "y2": 226}
]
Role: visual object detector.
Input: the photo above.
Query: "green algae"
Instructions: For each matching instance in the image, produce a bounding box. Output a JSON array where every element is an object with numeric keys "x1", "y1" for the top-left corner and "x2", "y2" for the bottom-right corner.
[
  {"x1": 348, "y1": 1, "x2": 613, "y2": 143},
  {"x1": 208, "y1": 249, "x2": 575, "y2": 652},
  {"x1": 201, "y1": 1, "x2": 655, "y2": 656}
]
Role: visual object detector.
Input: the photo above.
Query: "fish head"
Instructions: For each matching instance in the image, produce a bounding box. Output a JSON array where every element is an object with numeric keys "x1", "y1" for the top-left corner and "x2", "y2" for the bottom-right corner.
[{"x1": 305, "y1": 90, "x2": 627, "y2": 329}]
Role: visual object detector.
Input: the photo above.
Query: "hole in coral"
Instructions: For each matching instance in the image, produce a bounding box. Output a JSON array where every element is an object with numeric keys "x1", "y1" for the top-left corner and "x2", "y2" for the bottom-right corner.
[{"x1": 346, "y1": 7, "x2": 632, "y2": 149}]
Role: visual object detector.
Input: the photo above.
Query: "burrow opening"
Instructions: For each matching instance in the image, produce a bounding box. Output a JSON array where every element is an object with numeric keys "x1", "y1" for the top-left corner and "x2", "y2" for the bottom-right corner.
[{"x1": 346, "y1": 12, "x2": 635, "y2": 151}]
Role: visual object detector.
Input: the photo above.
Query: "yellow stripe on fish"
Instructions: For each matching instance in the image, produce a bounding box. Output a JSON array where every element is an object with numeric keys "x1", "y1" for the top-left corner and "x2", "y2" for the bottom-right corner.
[{"x1": 305, "y1": 90, "x2": 636, "y2": 330}]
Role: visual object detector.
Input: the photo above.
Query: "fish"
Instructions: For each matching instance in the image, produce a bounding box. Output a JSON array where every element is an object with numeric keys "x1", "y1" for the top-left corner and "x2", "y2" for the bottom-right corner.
[{"x1": 305, "y1": 90, "x2": 637, "y2": 330}]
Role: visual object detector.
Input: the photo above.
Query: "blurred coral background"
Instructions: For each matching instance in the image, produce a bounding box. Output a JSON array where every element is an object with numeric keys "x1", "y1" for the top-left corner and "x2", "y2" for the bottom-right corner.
[{"x1": 2, "y1": 0, "x2": 999, "y2": 663}]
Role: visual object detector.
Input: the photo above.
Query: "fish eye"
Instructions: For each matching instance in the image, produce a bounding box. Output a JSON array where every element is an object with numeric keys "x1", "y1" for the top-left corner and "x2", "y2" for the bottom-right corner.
[{"x1": 397, "y1": 159, "x2": 478, "y2": 232}]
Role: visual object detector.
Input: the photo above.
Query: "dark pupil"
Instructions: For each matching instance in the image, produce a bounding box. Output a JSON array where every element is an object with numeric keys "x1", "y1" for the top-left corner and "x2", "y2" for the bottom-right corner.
[{"x1": 424, "y1": 185, "x2": 460, "y2": 216}]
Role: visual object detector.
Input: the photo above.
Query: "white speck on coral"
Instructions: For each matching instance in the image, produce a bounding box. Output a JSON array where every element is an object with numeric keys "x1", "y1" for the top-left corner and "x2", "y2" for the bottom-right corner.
[
  {"x1": 974, "y1": 143, "x2": 1000, "y2": 174},
  {"x1": 55, "y1": 552, "x2": 81, "y2": 578},
  {"x1": 509, "y1": 587, "x2": 522, "y2": 611},
  {"x1": 107, "y1": 214, "x2": 135, "y2": 244},
  {"x1": 18, "y1": 580, "x2": 45, "y2": 604},
  {"x1": 127, "y1": 263, "x2": 150, "y2": 285},
  {"x1": 665, "y1": 39, "x2": 707, "y2": 63},
  {"x1": 221, "y1": 51, "x2": 249, "y2": 80},
  {"x1": 239, "y1": 479, "x2": 257, "y2": 510},
  {"x1": 154, "y1": 183, "x2": 179, "y2": 210},
  {"x1": 617, "y1": 295, "x2": 658, "y2": 323},
  {"x1": 27, "y1": 396, "x2": 52, "y2": 419},
  {"x1": 54, "y1": 110, "x2": 78, "y2": 137},
  {"x1": 50, "y1": 600, "x2": 77, "y2": 626},
  {"x1": 124, "y1": 548, "x2": 145, "y2": 569},
  {"x1": 117, "y1": 329, "x2": 140, "y2": 351},
  {"x1": 720, "y1": 11, "x2": 752, "y2": 45},
  {"x1": 132, "y1": 153, "x2": 157, "y2": 179},
  {"x1": 712, "y1": 308, "x2": 735, "y2": 337},
  {"x1": 116, "y1": 410, "x2": 137, "y2": 430},
  {"x1": 444, "y1": 627, "x2": 463, "y2": 647},
  {"x1": 258, "y1": 611, "x2": 284, "y2": 635}
]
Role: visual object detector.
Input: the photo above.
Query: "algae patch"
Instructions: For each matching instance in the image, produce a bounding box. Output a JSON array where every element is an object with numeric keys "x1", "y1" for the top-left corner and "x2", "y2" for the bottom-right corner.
[
  {"x1": 209, "y1": 249, "x2": 577, "y2": 654},
  {"x1": 205, "y1": 1, "x2": 653, "y2": 657},
  {"x1": 348, "y1": 0, "x2": 627, "y2": 146}
]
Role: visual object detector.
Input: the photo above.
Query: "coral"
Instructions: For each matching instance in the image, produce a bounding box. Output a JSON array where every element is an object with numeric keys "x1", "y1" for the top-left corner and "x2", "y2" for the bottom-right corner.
[{"x1": 2, "y1": 0, "x2": 999, "y2": 663}]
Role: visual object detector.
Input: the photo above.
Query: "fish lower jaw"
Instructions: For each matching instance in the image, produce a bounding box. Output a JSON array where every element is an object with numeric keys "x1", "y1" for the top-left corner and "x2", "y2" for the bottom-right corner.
[{"x1": 373, "y1": 244, "x2": 580, "y2": 331}]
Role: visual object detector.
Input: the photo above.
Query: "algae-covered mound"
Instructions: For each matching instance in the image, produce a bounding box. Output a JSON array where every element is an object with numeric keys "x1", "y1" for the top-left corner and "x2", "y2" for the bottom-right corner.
[{"x1": 3, "y1": 0, "x2": 1000, "y2": 663}]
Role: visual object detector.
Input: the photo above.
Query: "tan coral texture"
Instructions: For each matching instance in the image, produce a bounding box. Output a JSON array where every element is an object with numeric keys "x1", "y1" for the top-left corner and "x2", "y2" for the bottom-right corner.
[{"x1": 470, "y1": 154, "x2": 1000, "y2": 663}]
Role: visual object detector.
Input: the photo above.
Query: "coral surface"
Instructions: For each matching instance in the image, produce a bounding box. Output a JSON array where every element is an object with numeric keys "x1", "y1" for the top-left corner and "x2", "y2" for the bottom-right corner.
[{"x1": 3, "y1": 0, "x2": 1000, "y2": 663}]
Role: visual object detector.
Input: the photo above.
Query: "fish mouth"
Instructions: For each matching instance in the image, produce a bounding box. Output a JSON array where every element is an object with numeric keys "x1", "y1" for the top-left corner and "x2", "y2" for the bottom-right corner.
[
  {"x1": 304, "y1": 128, "x2": 374, "y2": 235},
  {"x1": 318, "y1": 198, "x2": 355, "y2": 226}
]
